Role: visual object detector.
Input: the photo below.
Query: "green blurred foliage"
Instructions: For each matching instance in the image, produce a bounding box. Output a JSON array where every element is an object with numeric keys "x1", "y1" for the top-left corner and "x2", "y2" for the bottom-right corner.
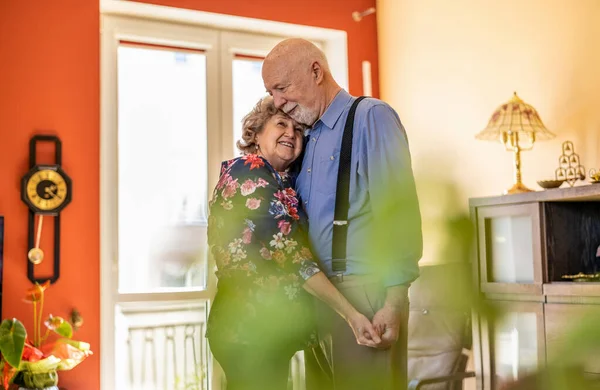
[{"x1": 367, "y1": 171, "x2": 600, "y2": 389}]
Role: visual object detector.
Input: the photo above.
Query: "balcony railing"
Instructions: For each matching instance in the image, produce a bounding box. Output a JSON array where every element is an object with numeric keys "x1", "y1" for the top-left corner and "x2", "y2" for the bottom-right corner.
[
  {"x1": 117, "y1": 301, "x2": 208, "y2": 390},
  {"x1": 117, "y1": 300, "x2": 306, "y2": 390}
]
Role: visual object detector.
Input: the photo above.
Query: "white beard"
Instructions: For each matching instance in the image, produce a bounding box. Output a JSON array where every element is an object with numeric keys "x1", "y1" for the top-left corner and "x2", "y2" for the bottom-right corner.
[{"x1": 283, "y1": 102, "x2": 318, "y2": 126}]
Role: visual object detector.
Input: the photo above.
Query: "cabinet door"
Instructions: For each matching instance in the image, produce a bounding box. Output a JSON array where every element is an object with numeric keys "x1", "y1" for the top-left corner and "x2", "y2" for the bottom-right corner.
[
  {"x1": 481, "y1": 301, "x2": 545, "y2": 390},
  {"x1": 545, "y1": 303, "x2": 600, "y2": 375},
  {"x1": 477, "y1": 203, "x2": 544, "y2": 295}
]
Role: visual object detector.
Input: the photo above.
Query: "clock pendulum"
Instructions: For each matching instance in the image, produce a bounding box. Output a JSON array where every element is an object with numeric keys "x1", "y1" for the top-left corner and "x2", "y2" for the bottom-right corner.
[
  {"x1": 21, "y1": 135, "x2": 72, "y2": 284},
  {"x1": 28, "y1": 214, "x2": 44, "y2": 265}
]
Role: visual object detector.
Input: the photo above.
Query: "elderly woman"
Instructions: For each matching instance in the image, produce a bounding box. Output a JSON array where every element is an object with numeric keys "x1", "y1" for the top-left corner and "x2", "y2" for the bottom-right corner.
[{"x1": 207, "y1": 96, "x2": 379, "y2": 390}]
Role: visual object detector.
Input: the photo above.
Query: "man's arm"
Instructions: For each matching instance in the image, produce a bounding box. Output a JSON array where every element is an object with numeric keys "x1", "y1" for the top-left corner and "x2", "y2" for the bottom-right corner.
[
  {"x1": 359, "y1": 102, "x2": 423, "y2": 346},
  {"x1": 360, "y1": 102, "x2": 423, "y2": 287}
]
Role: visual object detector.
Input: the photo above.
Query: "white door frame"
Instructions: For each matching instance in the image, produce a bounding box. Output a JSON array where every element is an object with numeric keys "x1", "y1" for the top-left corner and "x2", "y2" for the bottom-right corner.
[
  {"x1": 100, "y1": 14, "x2": 221, "y2": 390},
  {"x1": 100, "y1": 2, "x2": 348, "y2": 390}
]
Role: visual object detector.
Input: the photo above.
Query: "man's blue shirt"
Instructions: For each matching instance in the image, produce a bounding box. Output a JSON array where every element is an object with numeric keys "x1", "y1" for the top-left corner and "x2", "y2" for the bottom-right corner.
[{"x1": 295, "y1": 90, "x2": 423, "y2": 287}]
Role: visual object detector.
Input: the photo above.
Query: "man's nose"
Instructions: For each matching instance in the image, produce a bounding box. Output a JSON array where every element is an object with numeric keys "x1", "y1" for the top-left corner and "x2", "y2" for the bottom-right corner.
[{"x1": 273, "y1": 93, "x2": 286, "y2": 108}]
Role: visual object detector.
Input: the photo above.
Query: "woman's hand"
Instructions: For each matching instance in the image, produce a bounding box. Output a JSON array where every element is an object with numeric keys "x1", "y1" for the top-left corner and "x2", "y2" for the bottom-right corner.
[
  {"x1": 303, "y1": 273, "x2": 381, "y2": 348},
  {"x1": 347, "y1": 311, "x2": 381, "y2": 348}
]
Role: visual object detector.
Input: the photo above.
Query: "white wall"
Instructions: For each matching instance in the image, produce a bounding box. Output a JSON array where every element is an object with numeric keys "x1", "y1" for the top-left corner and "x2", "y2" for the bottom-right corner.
[{"x1": 377, "y1": 0, "x2": 600, "y2": 265}]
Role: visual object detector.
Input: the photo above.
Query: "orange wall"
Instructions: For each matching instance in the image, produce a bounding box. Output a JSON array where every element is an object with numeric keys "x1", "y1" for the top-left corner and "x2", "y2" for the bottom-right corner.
[
  {"x1": 0, "y1": 1, "x2": 378, "y2": 389},
  {"x1": 0, "y1": 1, "x2": 101, "y2": 389}
]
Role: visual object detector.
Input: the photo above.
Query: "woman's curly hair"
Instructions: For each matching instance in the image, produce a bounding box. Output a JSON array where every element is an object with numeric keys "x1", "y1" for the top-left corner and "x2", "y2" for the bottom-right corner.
[{"x1": 236, "y1": 96, "x2": 307, "y2": 155}]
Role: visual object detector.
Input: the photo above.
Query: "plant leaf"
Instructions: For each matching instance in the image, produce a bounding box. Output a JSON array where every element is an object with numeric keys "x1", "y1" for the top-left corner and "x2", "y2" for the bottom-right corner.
[
  {"x1": 53, "y1": 320, "x2": 73, "y2": 339},
  {"x1": 44, "y1": 316, "x2": 73, "y2": 339},
  {"x1": 0, "y1": 319, "x2": 27, "y2": 368}
]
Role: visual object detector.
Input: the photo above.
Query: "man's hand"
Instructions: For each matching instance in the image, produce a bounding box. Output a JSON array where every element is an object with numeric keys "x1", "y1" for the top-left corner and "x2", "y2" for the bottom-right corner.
[
  {"x1": 347, "y1": 312, "x2": 382, "y2": 348},
  {"x1": 371, "y1": 285, "x2": 408, "y2": 349},
  {"x1": 371, "y1": 304, "x2": 402, "y2": 349}
]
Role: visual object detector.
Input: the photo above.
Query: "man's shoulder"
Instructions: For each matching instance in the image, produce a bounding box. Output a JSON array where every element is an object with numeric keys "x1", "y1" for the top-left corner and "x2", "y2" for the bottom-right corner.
[
  {"x1": 353, "y1": 96, "x2": 394, "y2": 109},
  {"x1": 347, "y1": 96, "x2": 402, "y2": 131},
  {"x1": 353, "y1": 96, "x2": 399, "y2": 119}
]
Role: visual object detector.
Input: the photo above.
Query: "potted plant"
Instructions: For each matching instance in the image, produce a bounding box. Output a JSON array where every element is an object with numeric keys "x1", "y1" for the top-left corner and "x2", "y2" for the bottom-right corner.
[{"x1": 0, "y1": 281, "x2": 92, "y2": 390}]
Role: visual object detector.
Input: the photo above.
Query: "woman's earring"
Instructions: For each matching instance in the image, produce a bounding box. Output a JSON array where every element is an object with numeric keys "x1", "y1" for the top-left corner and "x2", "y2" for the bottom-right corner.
[{"x1": 255, "y1": 144, "x2": 259, "y2": 151}]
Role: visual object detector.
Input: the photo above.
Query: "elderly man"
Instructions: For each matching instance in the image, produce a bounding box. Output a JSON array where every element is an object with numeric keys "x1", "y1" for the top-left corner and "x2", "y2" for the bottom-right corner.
[{"x1": 262, "y1": 38, "x2": 423, "y2": 389}]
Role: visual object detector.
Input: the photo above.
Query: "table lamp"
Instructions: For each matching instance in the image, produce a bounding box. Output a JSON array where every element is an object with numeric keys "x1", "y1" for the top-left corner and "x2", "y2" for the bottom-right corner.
[{"x1": 476, "y1": 92, "x2": 556, "y2": 194}]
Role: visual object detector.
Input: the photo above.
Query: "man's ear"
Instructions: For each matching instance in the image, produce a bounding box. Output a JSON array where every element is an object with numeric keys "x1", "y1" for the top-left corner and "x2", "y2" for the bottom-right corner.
[{"x1": 311, "y1": 61, "x2": 324, "y2": 84}]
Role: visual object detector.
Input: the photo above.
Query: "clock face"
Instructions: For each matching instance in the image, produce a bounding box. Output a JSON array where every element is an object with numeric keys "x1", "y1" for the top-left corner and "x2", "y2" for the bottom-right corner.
[{"x1": 25, "y1": 169, "x2": 70, "y2": 211}]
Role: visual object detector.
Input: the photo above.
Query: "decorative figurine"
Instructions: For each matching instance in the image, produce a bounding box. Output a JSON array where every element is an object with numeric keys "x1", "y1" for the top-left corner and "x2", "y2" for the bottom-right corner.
[
  {"x1": 589, "y1": 168, "x2": 600, "y2": 183},
  {"x1": 555, "y1": 141, "x2": 586, "y2": 187}
]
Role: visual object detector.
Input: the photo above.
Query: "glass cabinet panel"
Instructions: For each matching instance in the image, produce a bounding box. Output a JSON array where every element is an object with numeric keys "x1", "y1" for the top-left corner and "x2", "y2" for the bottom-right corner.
[
  {"x1": 493, "y1": 312, "x2": 538, "y2": 383},
  {"x1": 477, "y1": 203, "x2": 543, "y2": 293},
  {"x1": 486, "y1": 215, "x2": 534, "y2": 283},
  {"x1": 486, "y1": 302, "x2": 545, "y2": 390}
]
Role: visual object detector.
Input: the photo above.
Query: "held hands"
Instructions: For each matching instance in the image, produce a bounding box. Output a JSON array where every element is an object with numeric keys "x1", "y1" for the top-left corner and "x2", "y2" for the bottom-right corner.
[
  {"x1": 348, "y1": 303, "x2": 402, "y2": 349},
  {"x1": 347, "y1": 312, "x2": 382, "y2": 348},
  {"x1": 371, "y1": 303, "x2": 402, "y2": 349}
]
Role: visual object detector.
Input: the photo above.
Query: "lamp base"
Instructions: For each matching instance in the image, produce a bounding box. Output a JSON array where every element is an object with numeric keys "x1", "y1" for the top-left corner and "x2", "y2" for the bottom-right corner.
[{"x1": 504, "y1": 182, "x2": 534, "y2": 195}]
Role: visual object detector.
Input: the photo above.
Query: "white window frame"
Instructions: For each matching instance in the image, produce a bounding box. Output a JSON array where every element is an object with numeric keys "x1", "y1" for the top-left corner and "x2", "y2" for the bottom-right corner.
[
  {"x1": 101, "y1": 15, "x2": 222, "y2": 390},
  {"x1": 100, "y1": 2, "x2": 348, "y2": 390}
]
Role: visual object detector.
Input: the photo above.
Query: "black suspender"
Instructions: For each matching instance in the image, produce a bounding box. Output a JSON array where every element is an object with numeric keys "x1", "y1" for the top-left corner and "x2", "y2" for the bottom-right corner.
[{"x1": 331, "y1": 96, "x2": 367, "y2": 274}]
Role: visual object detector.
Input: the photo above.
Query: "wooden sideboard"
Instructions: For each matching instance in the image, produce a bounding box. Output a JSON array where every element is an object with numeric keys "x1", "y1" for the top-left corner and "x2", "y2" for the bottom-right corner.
[{"x1": 470, "y1": 184, "x2": 600, "y2": 389}]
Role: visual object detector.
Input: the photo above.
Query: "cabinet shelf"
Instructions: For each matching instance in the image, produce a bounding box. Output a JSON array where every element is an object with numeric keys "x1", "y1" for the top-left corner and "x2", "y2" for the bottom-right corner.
[
  {"x1": 544, "y1": 282, "x2": 600, "y2": 297},
  {"x1": 470, "y1": 184, "x2": 600, "y2": 389},
  {"x1": 543, "y1": 201, "x2": 600, "y2": 283}
]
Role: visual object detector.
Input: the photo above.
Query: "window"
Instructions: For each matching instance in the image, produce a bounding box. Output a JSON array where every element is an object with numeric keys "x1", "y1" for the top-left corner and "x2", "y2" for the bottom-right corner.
[
  {"x1": 231, "y1": 55, "x2": 265, "y2": 154},
  {"x1": 102, "y1": 16, "x2": 221, "y2": 390},
  {"x1": 101, "y1": 8, "x2": 347, "y2": 390},
  {"x1": 117, "y1": 42, "x2": 209, "y2": 293}
]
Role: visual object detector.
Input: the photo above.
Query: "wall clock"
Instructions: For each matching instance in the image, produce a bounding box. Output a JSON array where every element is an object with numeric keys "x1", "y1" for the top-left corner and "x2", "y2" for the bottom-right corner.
[{"x1": 21, "y1": 135, "x2": 72, "y2": 284}]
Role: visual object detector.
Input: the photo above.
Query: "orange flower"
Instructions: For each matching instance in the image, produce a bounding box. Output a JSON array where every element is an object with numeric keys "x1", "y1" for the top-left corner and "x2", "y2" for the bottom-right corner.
[
  {"x1": 24, "y1": 280, "x2": 50, "y2": 303},
  {"x1": 21, "y1": 342, "x2": 44, "y2": 362}
]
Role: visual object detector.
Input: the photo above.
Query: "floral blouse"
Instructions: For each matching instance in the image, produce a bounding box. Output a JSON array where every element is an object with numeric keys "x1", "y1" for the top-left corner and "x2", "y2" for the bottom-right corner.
[{"x1": 206, "y1": 154, "x2": 321, "y2": 348}]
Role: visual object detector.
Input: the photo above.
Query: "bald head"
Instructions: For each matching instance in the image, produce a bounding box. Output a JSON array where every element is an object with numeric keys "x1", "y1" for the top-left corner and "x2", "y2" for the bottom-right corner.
[
  {"x1": 264, "y1": 38, "x2": 330, "y2": 75},
  {"x1": 262, "y1": 38, "x2": 341, "y2": 126}
]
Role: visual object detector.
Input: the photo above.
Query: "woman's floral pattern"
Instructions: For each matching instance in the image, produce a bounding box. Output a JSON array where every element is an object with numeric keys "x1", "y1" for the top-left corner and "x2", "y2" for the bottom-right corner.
[
  {"x1": 206, "y1": 154, "x2": 321, "y2": 348},
  {"x1": 245, "y1": 198, "x2": 262, "y2": 210}
]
